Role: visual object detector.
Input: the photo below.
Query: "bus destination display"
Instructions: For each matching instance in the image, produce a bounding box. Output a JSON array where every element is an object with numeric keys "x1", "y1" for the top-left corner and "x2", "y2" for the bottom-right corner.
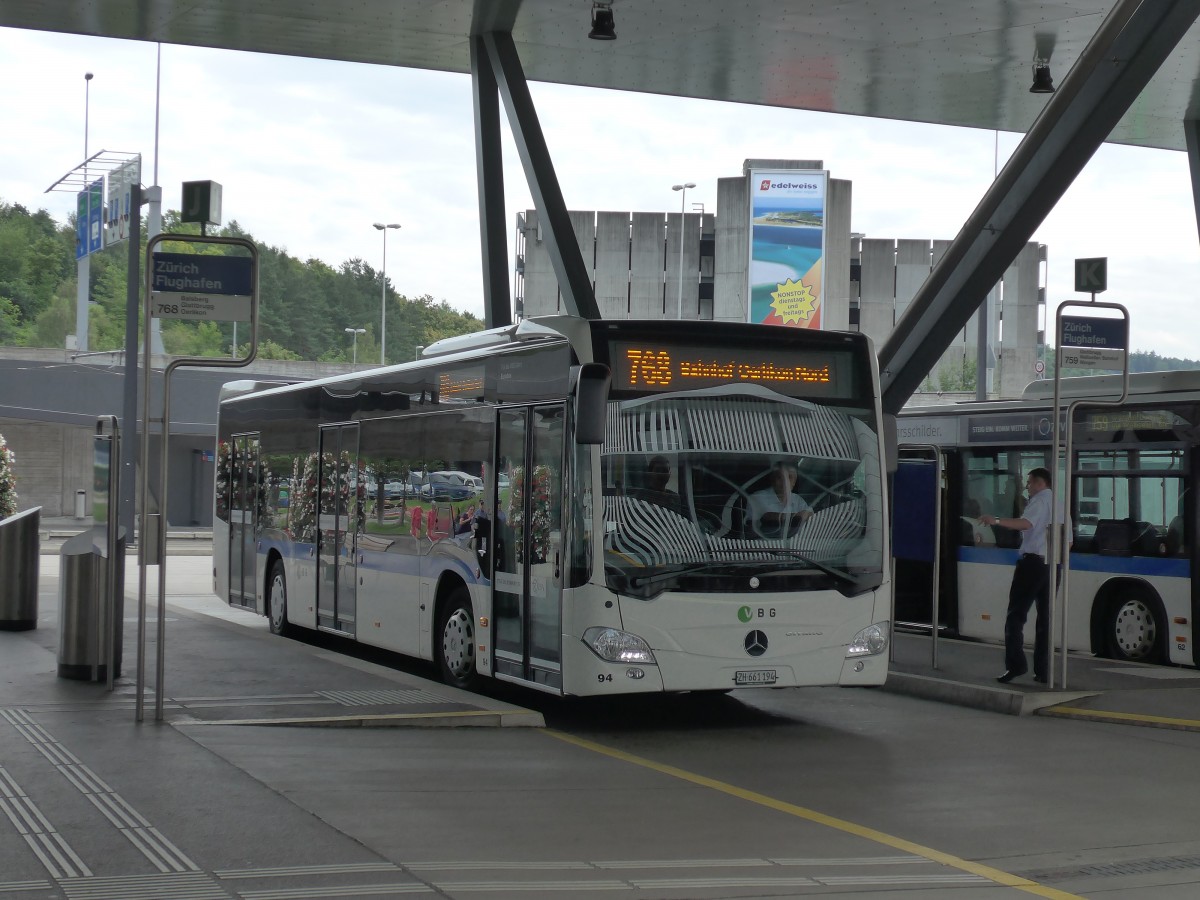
[{"x1": 611, "y1": 341, "x2": 848, "y2": 397}]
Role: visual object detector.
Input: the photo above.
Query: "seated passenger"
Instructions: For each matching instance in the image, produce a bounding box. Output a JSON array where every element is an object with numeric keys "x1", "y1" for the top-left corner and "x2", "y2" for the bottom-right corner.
[{"x1": 747, "y1": 461, "x2": 813, "y2": 537}]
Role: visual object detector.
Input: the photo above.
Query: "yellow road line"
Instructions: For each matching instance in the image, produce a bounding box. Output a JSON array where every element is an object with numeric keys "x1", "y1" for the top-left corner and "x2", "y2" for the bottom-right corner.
[
  {"x1": 180, "y1": 710, "x2": 539, "y2": 727},
  {"x1": 545, "y1": 729, "x2": 1082, "y2": 899},
  {"x1": 1045, "y1": 706, "x2": 1200, "y2": 731}
]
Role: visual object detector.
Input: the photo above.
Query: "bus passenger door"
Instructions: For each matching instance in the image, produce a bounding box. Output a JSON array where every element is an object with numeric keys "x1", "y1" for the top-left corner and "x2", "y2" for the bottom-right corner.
[
  {"x1": 227, "y1": 434, "x2": 259, "y2": 608},
  {"x1": 493, "y1": 405, "x2": 565, "y2": 690},
  {"x1": 317, "y1": 424, "x2": 360, "y2": 635}
]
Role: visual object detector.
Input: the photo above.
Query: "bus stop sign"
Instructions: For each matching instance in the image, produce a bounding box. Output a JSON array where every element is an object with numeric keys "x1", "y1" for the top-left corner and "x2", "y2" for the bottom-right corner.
[
  {"x1": 1059, "y1": 315, "x2": 1127, "y2": 369},
  {"x1": 1074, "y1": 257, "x2": 1107, "y2": 293}
]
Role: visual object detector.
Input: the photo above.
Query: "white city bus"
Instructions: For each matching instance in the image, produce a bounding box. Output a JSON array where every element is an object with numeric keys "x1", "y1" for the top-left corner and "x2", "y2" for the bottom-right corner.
[
  {"x1": 897, "y1": 371, "x2": 1199, "y2": 668},
  {"x1": 214, "y1": 316, "x2": 891, "y2": 695}
]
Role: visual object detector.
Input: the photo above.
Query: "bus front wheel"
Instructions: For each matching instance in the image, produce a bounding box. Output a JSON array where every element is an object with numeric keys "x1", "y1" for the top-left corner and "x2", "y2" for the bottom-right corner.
[
  {"x1": 436, "y1": 587, "x2": 477, "y2": 690},
  {"x1": 267, "y1": 559, "x2": 292, "y2": 637},
  {"x1": 1103, "y1": 590, "x2": 1164, "y2": 663}
]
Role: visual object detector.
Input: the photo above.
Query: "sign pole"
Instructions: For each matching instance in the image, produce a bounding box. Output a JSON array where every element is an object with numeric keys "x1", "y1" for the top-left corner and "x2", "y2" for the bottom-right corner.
[
  {"x1": 1050, "y1": 258, "x2": 1128, "y2": 691},
  {"x1": 137, "y1": 233, "x2": 259, "y2": 723}
]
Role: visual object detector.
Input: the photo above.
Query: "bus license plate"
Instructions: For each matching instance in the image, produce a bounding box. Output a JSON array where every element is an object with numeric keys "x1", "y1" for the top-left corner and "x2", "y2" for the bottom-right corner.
[{"x1": 735, "y1": 669, "x2": 777, "y2": 686}]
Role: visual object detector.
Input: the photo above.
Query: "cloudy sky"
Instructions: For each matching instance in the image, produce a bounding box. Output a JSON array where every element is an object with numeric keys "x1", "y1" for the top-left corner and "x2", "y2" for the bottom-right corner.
[{"x1": 3, "y1": 26, "x2": 1198, "y2": 357}]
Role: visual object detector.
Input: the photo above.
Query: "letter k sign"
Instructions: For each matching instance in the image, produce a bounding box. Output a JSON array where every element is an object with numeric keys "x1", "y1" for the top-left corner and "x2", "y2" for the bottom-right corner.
[{"x1": 1074, "y1": 257, "x2": 1107, "y2": 293}]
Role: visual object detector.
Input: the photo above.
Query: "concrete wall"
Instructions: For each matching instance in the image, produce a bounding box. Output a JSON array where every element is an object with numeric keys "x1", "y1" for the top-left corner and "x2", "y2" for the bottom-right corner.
[
  {"x1": 857, "y1": 239, "x2": 1044, "y2": 395},
  {"x1": 519, "y1": 164, "x2": 852, "y2": 328},
  {"x1": 0, "y1": 421, "x2": 91, "y2": 518},
  {"x1": 0, "y1": 353, "x2": 361, "y2": 525}
]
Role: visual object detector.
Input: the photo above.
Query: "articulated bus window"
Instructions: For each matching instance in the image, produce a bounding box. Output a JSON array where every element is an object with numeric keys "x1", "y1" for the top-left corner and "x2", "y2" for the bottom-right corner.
[{"x1": 1073, "y1": 449, "x2": 1186, "y2": 556}]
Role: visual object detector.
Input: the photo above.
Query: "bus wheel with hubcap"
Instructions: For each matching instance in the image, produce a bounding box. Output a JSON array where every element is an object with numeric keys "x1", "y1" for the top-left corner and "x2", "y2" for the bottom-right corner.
[
  {"x1": 268, "y1": 560, "x2": 291, "y2": 637},
  {"x1": 1105, "y1": 592, "x2": 1161, "y2": 662},
  {"x1": 437, "y1": 588, "x2": 477, "y2": 689}
]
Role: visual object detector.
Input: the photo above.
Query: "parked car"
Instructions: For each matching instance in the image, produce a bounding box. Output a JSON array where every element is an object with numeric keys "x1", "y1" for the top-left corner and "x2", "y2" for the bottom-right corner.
[{"x1": 421, "y1": 471, "x2": 475, "y2": 501}]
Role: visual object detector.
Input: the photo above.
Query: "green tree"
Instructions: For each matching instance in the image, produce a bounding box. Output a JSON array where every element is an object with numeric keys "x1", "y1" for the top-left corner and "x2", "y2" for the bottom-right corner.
[{"x1": 0, "y1": 197, "x2": 485, "y2": 360}]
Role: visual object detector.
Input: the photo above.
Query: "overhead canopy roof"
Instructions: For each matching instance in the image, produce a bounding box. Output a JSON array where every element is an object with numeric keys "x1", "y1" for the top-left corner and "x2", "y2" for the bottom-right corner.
[{"x1": 4, "y1": 0, "x2": 1200, "y2": 151}]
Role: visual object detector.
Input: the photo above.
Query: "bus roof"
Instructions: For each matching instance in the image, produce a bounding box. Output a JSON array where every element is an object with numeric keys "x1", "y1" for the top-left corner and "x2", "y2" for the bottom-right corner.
[{"x1": 1021, "y1": 370, "x2": 1200, "y2": 400}]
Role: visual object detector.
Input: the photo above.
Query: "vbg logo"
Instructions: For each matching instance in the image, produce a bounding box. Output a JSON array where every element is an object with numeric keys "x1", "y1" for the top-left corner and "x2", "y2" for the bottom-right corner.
[{"x1": 738, "y1": 606, "x2": 753, "y2": 623}]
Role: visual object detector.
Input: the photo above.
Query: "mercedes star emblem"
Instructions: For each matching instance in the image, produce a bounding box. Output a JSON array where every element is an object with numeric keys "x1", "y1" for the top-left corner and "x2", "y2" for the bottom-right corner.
[{"x1": 744, "y1": 630, "x2": 768, "y2": 657}]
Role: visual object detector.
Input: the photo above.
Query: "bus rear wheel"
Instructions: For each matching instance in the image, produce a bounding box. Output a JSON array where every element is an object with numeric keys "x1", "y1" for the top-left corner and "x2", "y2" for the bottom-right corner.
[
  {"x1": 436, "y1": 588, "x2": 477, "y2": 690},
  {"x1": 1104, "y1": 591, "x2": 1163, "y2": 663},
  {"x1": 268, "y1": 560, "x2": 291, "y2": 637}
]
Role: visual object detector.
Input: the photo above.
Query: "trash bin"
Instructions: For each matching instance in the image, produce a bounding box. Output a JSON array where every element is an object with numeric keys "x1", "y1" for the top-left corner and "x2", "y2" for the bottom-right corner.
[
  {"x1": 74, "y1": 490, "x2": 87, "y2": 520},
  {"x1": 57, "y1": 528, "x2": 125, "y2": 681},
  {"x1": 0, "y1": 506, "x2": 40, "y2": 630}
]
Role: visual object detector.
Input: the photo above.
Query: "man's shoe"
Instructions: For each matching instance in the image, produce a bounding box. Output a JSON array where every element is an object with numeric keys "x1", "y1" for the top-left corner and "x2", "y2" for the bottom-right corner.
[
  {"x1": 1033, "y1": 674, "x2": 1047, "y2": 684},
  {"x1": 996, "y1": 669, "x2": 1026, "y2": 684}
]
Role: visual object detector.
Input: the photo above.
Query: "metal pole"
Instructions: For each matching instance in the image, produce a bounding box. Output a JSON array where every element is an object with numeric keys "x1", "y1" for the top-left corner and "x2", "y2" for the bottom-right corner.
[
  {"x1": 380, "y1": 230, "x2": 387, "y2": 365},
  {"x1": 120, "y1": 184, "x2": 141, "y2": 549},
  {"x1": 672, "y1": 183, "x2": 694, "y2": 319},
  {"x1": 373, "y1": 223, "x2": 400, "y2": 365},
  {"x1": 677, "y1": 187, "x2": 686, "y2": 318},
  {"x1": 1049, "y1": 299, "x2": 1129, "y2": 690},
  {"x1": 84, "y1": 73, "x2": 92, "y2": 162},
  {"x1": 136, "y1": 232, "x2": 154, "y2": 722},
  {"x1": 97, "y1": 416, "x2": 120, "y2": 692},
  {"x1": 141, "y1": 233, "x2": 261, "y2": 723}
]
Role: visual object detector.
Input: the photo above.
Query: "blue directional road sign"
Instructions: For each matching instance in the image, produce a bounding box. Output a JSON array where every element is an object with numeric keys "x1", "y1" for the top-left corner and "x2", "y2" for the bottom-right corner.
[{"x1": 76, "y1": 180, "x2": 104, "y2": 259}]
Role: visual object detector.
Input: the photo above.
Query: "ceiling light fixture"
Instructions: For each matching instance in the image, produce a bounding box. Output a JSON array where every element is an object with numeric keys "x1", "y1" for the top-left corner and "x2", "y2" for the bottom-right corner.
[
  {"x1": 589, "y1": 2, "x2": 616, "y2": 40},
  {"x1": 1030, "y1": 57, "x2": 1055, "y2": 94}
]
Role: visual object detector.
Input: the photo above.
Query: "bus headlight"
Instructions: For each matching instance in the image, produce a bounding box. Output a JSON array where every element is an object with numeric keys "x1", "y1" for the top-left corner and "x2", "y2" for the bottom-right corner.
[
  {"x1": 583, "y1": 627, "x2": 657, "y2": 664},
  {"x1": 846, "y1": 622, "x2": 889, "y2": 657}
]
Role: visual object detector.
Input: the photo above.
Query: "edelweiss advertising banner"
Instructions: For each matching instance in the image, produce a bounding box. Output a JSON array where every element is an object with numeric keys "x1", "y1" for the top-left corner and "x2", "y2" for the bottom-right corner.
[{"x1": 747, "y1": 170, "x2": 827, "y2": 328}]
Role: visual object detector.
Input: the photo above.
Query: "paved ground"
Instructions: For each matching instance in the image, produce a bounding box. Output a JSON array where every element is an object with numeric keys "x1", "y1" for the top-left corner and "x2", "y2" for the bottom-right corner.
[{"x1": 4, "y1": 544, "x2": 1200, "y2": 898}]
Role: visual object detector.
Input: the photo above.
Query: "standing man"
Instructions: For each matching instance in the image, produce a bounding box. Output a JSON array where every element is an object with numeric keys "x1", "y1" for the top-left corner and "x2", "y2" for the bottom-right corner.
[{"x1": 980, "y1": 467, "x2": 1053, "y2": 684}]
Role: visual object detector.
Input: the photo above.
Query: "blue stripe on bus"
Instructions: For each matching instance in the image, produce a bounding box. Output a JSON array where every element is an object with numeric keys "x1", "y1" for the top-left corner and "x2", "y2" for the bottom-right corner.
[{"x1": 958, "y1": 545, "x2": 1188, "y2": 578}]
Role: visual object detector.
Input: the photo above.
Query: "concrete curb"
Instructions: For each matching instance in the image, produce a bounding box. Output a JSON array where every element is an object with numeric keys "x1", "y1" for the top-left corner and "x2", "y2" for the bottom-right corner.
[{"x1": 884, "y1": 671, "x2": 1098, "y2": 716}]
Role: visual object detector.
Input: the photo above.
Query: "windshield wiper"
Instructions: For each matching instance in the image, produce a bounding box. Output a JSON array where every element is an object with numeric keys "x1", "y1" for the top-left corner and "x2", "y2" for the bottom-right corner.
[
  {"x1": 628, "y1": 563, "x2": 730, "y2": 588},
  {"x1": 751, "y1": 549, "x2": 862, "y2": 587}
]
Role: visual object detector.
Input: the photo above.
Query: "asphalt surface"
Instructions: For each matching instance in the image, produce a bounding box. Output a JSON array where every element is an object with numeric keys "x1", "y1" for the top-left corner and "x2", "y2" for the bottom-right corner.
[{"x1": 4, "y1": 531, "x2": 1200, "y2": 898}]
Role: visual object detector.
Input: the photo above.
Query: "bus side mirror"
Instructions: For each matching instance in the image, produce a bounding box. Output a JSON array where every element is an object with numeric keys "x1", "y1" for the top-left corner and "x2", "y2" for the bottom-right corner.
[
  {"x1": 574, "y1": 363, "x2": 610, "y2": 445},
  {"x1": 883, "y1": 413, "x2": 898, "y2": 474}
]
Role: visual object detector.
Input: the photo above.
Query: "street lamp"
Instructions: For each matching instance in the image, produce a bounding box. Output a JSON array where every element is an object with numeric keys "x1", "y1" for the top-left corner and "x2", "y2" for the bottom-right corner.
[
  {"x1": 344, "y1": 327, "x2": 366, "y2": 367},
  {"x1": 373, "y1": 222, "x2": 401, "y2": 365},
  {"x1": 671, "y1": 183, "x2": 695, "y2": 319},
  {"x1": 84, "y1": 72, "x2": 93, "y2": 163}
]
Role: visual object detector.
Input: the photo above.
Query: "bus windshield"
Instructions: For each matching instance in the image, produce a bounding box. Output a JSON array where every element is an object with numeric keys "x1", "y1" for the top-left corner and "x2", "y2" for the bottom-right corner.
[{"x1": 600, "y1": 384, "x2": 884, "y2": 598}]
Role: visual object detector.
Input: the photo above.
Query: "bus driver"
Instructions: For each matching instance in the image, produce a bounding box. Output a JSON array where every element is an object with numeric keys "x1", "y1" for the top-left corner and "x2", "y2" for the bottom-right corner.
[{"x1": 748, "y1": 461, "x2": 813, "y2": 537}]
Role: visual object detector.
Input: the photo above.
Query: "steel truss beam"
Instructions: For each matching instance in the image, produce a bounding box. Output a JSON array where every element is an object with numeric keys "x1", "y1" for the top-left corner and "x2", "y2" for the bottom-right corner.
[
  {"x1": 1184, "y1": 119, "x2": 1200, "y2": 253},
  {"x1": 477, "y1": 30, "x2": 600, "y2": 322},
  {"x1": 879, "y1": 0, "x2": 1200, "y2": 414},
  {"x1": 471, "y1": 35, "x2": 513, "y2": 329}
]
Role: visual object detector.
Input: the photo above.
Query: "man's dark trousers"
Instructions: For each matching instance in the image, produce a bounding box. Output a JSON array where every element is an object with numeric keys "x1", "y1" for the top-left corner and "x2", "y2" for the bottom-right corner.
[{"x1": 1004, "y1": 553, "x2": 1049, "y2": 677}]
